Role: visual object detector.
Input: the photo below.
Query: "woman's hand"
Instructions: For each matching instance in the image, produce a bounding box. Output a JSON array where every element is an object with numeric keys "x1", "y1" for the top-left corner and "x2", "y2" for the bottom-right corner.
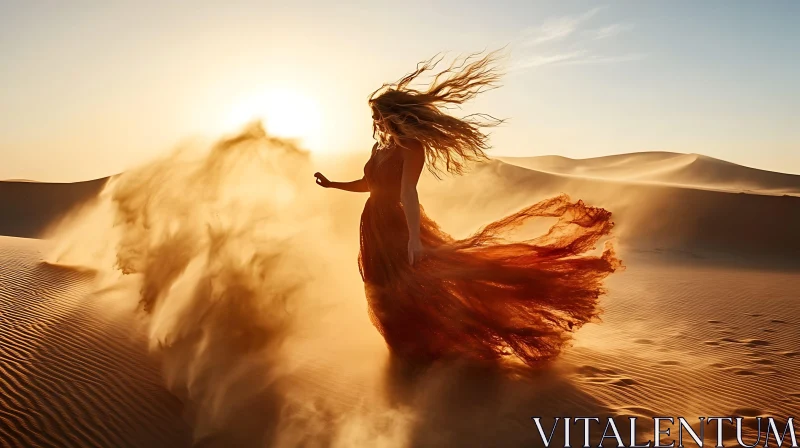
[
  {"x1": 314, "y1": 172, "x2": 331, "y2": 188},
  {"x1": 313, "y1": 173, "x2": 369, "y2": 192},
  {"x1": 408, "y1": 238, "x2": 424, "y2": 266}
]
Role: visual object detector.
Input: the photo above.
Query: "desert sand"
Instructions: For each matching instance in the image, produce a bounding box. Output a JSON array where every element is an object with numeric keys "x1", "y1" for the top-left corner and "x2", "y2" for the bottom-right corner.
[
  {"x1": 1, "y1": 141, "x2": 798, "y2": 447},
  {"x1": 0, "y1": 236, "x2": 192, "y2": 447}
]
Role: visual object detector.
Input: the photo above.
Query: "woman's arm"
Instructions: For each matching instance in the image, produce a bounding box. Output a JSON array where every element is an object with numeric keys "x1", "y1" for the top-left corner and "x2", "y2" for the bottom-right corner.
[
  {"x1": 314, "y1": 172, "x2": 369, "y2": 192},
  {"x1": 314, "y1": 143, "x2": 377, "y2": 193},
  {"x1": 399, "y1": 140, "x2": 426, "y2": 265}
]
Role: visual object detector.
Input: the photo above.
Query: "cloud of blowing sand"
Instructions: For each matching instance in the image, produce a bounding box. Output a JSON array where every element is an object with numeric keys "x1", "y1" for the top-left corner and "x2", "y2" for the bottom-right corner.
[{"x1": 45, "y1": 122, "x2": 413, "y2": 447}]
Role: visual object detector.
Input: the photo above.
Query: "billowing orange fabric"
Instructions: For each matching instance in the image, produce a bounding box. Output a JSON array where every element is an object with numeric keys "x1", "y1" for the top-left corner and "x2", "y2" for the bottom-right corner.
[{"x1": 359, "y1": 145, "x2": 621, "y2": 366}]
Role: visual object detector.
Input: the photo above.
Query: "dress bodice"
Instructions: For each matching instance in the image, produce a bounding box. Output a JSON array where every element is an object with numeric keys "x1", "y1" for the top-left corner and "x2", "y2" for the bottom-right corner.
[{"x1": 363, "y1": 144, "x2": 404, "y2": 203}]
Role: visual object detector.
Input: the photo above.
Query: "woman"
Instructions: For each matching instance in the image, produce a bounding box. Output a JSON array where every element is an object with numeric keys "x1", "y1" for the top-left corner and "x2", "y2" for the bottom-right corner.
[{"x1": 314, "y1": 51, "x2": 621, "y2": 367}]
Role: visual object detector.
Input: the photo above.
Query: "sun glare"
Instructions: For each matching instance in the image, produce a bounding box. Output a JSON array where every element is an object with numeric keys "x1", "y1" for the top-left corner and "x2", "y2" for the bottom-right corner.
[{"x1": 224, "y1": 88, "x2": 323, "y2": 152}]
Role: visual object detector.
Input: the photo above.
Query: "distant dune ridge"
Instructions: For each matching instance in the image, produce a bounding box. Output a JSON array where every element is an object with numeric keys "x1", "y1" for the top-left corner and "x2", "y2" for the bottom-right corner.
[
  {"x1": 426, "y1": 152, "x2": 800, "y2": 267},
  {"x1": 0, "y1": 177, "x2": 109, "y2": 238},
  {"x1": 498, "y1": 152, "x2": 800, "y2": 196},
  {"x1": 0, "y1": 145, "x2": 799, "y2": 447}
]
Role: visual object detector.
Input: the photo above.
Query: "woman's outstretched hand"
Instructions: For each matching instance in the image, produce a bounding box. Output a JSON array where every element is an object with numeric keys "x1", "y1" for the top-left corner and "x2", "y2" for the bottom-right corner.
[
  {"x1": 408, "y1": 238, "x2": 424, "y2": 266},
  {"x1": 314, "y1": 172, "x2": 331, "y2": 188}
]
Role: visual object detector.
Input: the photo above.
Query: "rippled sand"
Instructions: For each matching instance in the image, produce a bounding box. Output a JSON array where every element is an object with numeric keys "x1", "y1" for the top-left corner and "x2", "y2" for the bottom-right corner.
[{"x1": 0, "y1": 237, "x2": 191, "y2": 447}]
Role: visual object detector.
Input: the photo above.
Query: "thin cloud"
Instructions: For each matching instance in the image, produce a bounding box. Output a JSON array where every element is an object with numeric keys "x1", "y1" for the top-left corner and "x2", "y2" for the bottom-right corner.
[
  {"x1": 562, "y1": 52, "x2": 647, "y2": 66},
  {"x1": 511, "y1": 7, "x2": 644, "y2": 73},
  {"x1": 510, "y1": 51, "x2": 645, "y2": 72},
  {"x1": 523, "y1": 7, "x2": 605, "y2": 46},
  {"x1": 511, "y1": 51, "x2": 588, "y2": 70},
  {"x1": 592, "y1": 24, "x2": 633, "y2": 40}
]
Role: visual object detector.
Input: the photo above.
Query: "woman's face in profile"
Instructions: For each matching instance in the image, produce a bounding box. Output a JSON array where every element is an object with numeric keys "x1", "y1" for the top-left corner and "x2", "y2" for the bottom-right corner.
[{"x1": 371, "y1": 110, "x2": 384, "y2": 133}]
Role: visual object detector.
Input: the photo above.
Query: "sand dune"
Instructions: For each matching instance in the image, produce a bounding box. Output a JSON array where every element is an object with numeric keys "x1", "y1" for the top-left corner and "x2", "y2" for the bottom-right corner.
[
  {"x1": 0, "y1": 149, "x2": 798, "y2": 446},
  {"x1": 0, "y1": 237, "x2": 192, "y2": 447},
  {"x1": 497, "y1": 152, "x2": 800, "y2": 196},
  {"x1": 0, "y1": 178, "x2": 108, "y2": 238},
  {"x1": 424, "y1": 159, "x2": 800, "y2": 267}
]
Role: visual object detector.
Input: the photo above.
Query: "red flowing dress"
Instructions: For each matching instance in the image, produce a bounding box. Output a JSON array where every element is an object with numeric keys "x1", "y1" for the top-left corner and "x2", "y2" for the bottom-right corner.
[{"x1": 358, "y1": 145, "x2": 621, "y2": 367}]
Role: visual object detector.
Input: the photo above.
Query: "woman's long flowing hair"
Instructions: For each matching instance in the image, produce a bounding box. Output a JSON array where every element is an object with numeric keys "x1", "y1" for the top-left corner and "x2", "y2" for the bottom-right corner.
[{"x1": 369, "y1": 49, "x2": 506, "y2": 177}]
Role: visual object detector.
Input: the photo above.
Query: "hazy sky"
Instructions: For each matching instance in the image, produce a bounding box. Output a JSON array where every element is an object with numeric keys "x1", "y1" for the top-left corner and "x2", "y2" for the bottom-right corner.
[{"x1": 1, "y1": 0, "x2": 798, "y2": 181}]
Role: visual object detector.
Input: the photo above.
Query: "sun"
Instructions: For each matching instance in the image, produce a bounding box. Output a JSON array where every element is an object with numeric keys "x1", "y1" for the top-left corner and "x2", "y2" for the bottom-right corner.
[{"x1": 224, "y1": 88, "x2": 323, "y2": 152}]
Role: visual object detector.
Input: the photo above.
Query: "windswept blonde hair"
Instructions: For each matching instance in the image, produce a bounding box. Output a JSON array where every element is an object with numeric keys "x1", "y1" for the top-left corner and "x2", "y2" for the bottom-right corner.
[{"x1": 369, "y1": 49, "x2": 506, "y2": 177}]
